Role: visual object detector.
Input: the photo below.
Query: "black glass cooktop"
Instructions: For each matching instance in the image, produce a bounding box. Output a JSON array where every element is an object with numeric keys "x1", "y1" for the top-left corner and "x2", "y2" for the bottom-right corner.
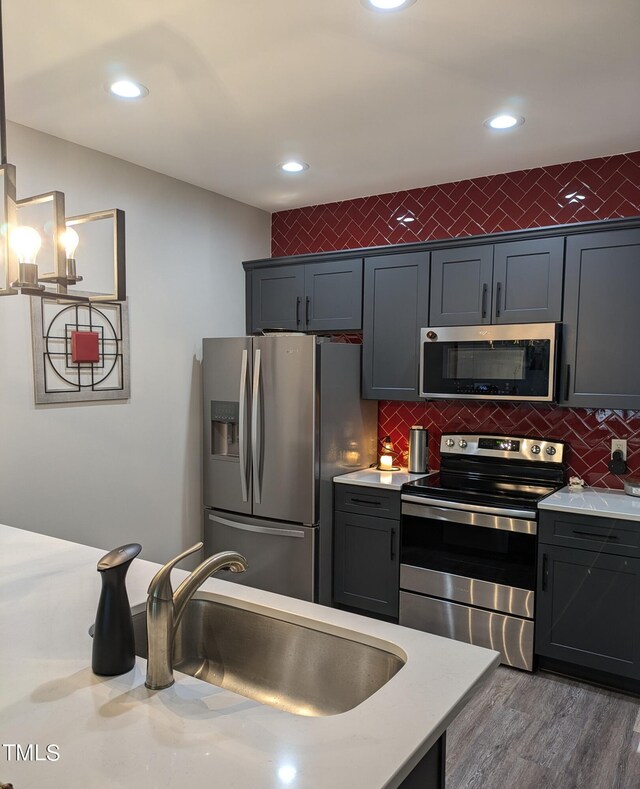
[{"x1": 403, "y1": 471, "x2": 561, "y2": 511}]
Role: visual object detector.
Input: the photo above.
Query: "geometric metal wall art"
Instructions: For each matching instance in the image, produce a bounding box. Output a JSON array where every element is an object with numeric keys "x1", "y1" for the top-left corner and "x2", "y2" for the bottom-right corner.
[{"x1": 30, "y1": 297, "x2": 130, "y2": 404}]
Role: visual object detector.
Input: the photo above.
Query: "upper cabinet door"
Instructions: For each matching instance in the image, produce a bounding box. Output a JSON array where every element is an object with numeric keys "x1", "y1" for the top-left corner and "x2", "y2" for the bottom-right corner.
[
  {"x1": 250, "y1": 265, "x2": 305, "y2": 332},
  {"x1": 562, "y1": 228, "x2": 640, "y2": 409},
  {"x1": 362, "y1": 252, "x2": 430, "y2": 401},
  {"x1": 430, "y1": 245, "x2": 494, "y2": 325},
  {"x1": 492, "y1": 237, "x2": 564, "y2": 324},
  {"x1": 304, "y1": 258, "x2": 363, "y2": 332}
]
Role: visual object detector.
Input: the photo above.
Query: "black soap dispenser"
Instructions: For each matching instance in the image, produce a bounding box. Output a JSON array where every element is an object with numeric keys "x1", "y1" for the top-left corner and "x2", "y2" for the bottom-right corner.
[{"x1": 92, "y1": 543, "x2": 142, "y2": 676}]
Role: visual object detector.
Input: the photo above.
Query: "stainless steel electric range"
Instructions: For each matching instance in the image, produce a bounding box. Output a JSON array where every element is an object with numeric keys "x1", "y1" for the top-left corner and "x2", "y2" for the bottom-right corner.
[{"x1": 399, "y1": 433, "x2": 567, "y2": 671}]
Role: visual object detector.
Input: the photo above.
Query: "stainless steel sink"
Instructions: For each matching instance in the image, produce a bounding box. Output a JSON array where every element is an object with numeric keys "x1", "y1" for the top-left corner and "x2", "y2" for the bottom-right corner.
[{"x1": 131, "y1": 593, "x2": 405, "y2": 716}]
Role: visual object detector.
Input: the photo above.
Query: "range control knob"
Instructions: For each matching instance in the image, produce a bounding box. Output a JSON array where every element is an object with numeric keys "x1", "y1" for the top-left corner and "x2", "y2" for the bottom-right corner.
[
  {"x1": 458, "y1": 439, "x2": 468, "y2": 449},
  {"x1": 546, "y1": 446, "x2": 557, "y2": 456},
  {"x1": 445, "y1": 438, "x2": 455, "y2": 447},
  {"x1": 531, "y1": 444, "x2": 541, "y2": 455}
]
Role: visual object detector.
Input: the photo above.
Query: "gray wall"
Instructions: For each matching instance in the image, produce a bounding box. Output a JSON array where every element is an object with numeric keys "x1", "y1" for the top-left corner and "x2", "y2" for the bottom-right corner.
[{"x1": 0, "y1": 122, "x2": 270, "y2": 564}]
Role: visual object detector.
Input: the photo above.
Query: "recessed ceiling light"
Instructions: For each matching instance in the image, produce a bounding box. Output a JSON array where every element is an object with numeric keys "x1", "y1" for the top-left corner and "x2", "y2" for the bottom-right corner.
[
  {"x1": 484, "y1": 114, "x2": 525, "y2": 130},
  {"x1": 280, "y1": 161, "x2": 309, "y2": 173},
  {"x1": 363, "y1": 0, "x2": 416, "y2": 10},
  {"x1": 108, "y1": 80, "x2": 149, "y2": 99}
]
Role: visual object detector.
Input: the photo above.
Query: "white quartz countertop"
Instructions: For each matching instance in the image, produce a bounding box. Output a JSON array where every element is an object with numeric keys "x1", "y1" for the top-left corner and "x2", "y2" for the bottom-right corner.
[
  {"x1": 539, "y1": 486, "x2": 640, "y2": 522},
  {"x1": 0, "y1": 524, "x2": 499, "y2": 789},
  {"x1": 334, "y1": 468, "x2": 432, "y2": 491}
]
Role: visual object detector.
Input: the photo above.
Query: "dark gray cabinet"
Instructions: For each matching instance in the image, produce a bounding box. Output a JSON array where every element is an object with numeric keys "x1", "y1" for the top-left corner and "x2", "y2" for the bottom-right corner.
[
  {"x1": 430, "y1": 245, "x2": 494, "y2": 326},
  {"x1": 250, "y1": 265, "x2": 305, "y2": 331},
  {"x1": 492, "y1": 237, "x2": 564, "y2": 323},
  {"x1": 536, "y1": 510, "x2": 640, "y2": 682},
  {"x1": 561, "y1": 228, "x2": 640, "y2": 409},
  {"x1": 249, "y1": 259, "x2": 362, "y2": 333},
  {"x1": 304, "y1": 258, "x2": 363, "y2": 332},
  {"x1": 429, "y1": 237, "x2": 564, "y2": 326},
  {"x1": 362, "y1": 251, "x2": 430, "y2": 401},
  {"x1": 333, "y1": 484, "x2": 400, "y2": 618}
]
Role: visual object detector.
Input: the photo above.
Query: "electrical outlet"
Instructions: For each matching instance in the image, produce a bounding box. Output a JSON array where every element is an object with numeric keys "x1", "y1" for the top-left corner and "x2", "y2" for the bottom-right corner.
[{"x1": 611, "y1": 439, "x2": 628, "y2": 460}]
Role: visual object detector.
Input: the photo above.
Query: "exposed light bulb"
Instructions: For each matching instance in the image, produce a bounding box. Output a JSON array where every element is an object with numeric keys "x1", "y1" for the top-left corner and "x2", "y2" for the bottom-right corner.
[
  {"x1": 59, "y1": 226, "x2": 83, "y2": 283},
  {"x1": 10, "y1": 225, "x2": 42, "y2": 264},
  {"x1": 9, "y1": 225, "x2": 45, "y2": 291},
  {"x1": 61, "y1": 227, "x2": 80, "y2": 259}
]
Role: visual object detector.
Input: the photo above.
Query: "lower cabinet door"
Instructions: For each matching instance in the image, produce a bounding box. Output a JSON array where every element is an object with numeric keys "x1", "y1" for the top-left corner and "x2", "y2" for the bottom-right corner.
[
  {"x1": 536, "y1": 544, "x2": 640, "y2": 679},
  {"x1": 333, "y1": 511, "x2": 399, "y2": 617}
]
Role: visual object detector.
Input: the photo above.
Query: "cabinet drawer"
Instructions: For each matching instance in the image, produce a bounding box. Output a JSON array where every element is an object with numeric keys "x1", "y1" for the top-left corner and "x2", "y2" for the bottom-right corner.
[
  {"x1": 335, "y1": 484, "x2": 401, "y2": 520},
  {"x1": 539, "y1": 511, "x2": 640, "y2": 558}
]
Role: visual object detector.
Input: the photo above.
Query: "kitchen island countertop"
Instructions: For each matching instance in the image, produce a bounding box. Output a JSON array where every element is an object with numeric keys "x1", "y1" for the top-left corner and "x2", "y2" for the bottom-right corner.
[{"x1": 0, "y1": 524, "x2": 498, "y2": 788}]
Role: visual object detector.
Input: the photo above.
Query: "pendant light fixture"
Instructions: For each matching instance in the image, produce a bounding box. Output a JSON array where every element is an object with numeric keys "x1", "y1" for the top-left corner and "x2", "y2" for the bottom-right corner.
[{"x1": 0, "y1": 0, "x2": 126, "y2": 302}]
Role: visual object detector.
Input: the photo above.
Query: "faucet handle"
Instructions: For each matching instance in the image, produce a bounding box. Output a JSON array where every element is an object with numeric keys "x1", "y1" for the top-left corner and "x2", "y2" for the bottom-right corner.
[{"x1": 147, "y1": 542, "x2": 203, "y2": 601}]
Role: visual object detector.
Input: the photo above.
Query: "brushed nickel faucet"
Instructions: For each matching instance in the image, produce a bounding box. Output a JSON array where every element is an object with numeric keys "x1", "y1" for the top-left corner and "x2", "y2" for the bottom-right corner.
[{"x1": 145, "y1": 542, "x2": 247, "y2": 689}]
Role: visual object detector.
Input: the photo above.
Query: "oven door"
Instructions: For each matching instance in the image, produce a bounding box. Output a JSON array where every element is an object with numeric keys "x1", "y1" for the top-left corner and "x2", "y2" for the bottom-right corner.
[
  {"x1": 419, "y1": 323, "x2": 558, "y2": 401},
  {"x1": 400, "y1": 496, "x2": 536, "y2": 670}
]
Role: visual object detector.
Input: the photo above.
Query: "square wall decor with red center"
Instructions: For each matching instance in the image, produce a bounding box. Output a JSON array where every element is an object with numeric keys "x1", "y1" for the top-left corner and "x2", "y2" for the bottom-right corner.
[
  {"x1": 71, "y1": 330, "x2": 100, "y2": 363},
  {"x1": 30, "y1": 298, "x2": 130, "y2": 404}
]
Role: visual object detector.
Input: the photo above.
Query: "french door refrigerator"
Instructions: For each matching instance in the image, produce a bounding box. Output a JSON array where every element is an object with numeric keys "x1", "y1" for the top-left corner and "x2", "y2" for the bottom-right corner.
[{"x1": 203, "y1": 335, "x2": 376, "y2": 604}]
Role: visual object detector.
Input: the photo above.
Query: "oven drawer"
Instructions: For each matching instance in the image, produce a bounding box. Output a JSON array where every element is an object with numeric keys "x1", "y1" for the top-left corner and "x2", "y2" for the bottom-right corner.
[
  {"x1": 399, "y1": 591, "x2": 534, "y2": 671},
  {"x1": 335, "y1": 484, "x2": 401, "y2": 520},
  {"x1": 400, "y1": 564, "x2": 534, "y2": 619},
  {"x1": 539, "y1": 511, "x2": 640, "y2": 558}
]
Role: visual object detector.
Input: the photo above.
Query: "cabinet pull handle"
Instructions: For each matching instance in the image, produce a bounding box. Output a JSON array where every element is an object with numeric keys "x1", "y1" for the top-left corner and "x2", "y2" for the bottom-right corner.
[
  {"x1": 495, "y1": 282, "x2": 502, "y2": 317},
  {"x1": 305, "y1": 296, "x2": 310, "y2": 325},
  {"x1": 572, "y1": 530, "x2": 618, "y2": 541},
  {"x1": 390, "y1": 527, "x2": 396, "y2": 560},
  {"x1": 481, "y1": 284, "x2": 488, "y2": 319},
  {"x1": 296, "y1": 296, "x2": 301, "y2": 326},
  {"x1": 351, "y1": 497, "x2": 381, "y2": 507},
  {"x1": 564, "y1": 364, "x2": 571, "y2": 401},
  {"x1": 542, "y1": 553, "x2": 548, "y2": 591}
]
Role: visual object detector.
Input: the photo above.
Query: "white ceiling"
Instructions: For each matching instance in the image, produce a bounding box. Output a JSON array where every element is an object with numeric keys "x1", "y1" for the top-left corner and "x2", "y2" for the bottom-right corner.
[{"x1": 5, "y1": 0, "x2": 640, "y2": 212}]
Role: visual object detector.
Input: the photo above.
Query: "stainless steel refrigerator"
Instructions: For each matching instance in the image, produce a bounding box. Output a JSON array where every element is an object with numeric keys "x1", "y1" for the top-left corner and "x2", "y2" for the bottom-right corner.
[{"x1": 202, "y1": 335, "x2": 376, "y2": 604}]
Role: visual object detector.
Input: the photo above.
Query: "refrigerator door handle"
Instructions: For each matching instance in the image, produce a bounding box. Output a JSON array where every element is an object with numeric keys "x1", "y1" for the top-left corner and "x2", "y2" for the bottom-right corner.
[
  {"x1": 251, "y1": 348, "x2": 262, "y2": 504},
  {"x1": 238, "y1": 349, "x2": 249, "y2": 502},
  {"x1": 208, "y1": 513, "x2": 305, "y2": 539}
]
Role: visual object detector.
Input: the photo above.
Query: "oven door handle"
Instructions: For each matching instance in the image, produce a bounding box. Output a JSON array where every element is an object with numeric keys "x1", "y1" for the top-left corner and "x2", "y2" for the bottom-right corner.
[{"x1": 401, "y1": 494, "x2": 536, "y2": 520}]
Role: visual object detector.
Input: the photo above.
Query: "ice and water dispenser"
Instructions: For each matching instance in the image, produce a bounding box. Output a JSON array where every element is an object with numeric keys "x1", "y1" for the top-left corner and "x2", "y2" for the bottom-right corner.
[{"x1": 210, "y1": 400, "x2": 240, "y2": 458}]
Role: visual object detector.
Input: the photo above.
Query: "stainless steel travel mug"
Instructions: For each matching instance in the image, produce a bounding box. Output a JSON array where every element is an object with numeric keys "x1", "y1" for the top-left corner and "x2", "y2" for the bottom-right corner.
[{"x1": 408, "y1": 426, "x2": 428, "y2": 473}]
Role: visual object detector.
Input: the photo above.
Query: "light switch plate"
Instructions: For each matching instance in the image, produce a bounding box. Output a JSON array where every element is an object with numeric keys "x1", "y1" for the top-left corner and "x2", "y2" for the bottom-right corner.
[{"x1": 611, "y1": 439, "x2": 628, "y2": 460}]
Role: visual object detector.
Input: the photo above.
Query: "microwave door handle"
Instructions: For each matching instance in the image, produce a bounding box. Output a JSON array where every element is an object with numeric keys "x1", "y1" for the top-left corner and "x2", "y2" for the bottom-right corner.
[
  {"x1": 238, "y1": 349, "x2": 249, "y2": 503},
  {"x1": 251, "y1": 348, "x2": 262, "y2": 504}
]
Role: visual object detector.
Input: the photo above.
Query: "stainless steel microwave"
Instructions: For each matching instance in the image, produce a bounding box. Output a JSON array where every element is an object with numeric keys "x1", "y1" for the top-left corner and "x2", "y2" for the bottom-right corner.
[{"x1": 419, "y1": 323, "x2": 560, "y2": 402}]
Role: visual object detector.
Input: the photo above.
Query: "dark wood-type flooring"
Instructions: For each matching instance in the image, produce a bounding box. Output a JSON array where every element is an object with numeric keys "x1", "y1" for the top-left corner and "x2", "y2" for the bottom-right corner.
[{"x1": 446, "y1": 667, "x2": 640, "y2": 789}]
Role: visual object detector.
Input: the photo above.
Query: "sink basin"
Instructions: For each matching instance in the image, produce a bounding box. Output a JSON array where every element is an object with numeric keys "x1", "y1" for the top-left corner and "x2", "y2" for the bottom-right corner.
[{"x1": 130, "y1": 593, "x2": 405, "y2": 716}]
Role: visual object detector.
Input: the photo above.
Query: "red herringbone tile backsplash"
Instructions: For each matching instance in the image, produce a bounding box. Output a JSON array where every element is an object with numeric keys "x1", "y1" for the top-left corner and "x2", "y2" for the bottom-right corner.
[
  {"x1": 378, "y1": 401, "x2": 640, "y2": 490},
  {"x1": 272, "y1": 152, "x2": 640, "y2": 256},
  {"x1": 272, "y1": 151, "x2": 640, "y2": 489}
]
